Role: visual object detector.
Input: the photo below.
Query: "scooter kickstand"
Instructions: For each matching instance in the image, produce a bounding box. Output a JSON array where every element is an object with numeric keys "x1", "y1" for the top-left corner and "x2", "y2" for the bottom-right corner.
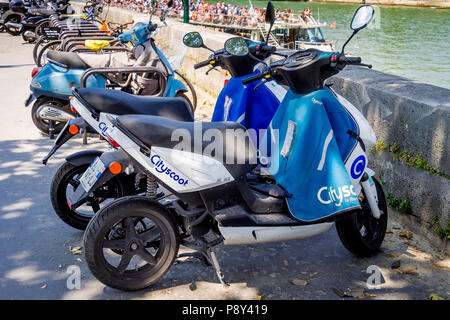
[
  {"x1": 207, "y1": 248, "x2": 230, "y2": 287},
  {"x1": 49, "y1": 120, "x2": 55, "y2": 140}
]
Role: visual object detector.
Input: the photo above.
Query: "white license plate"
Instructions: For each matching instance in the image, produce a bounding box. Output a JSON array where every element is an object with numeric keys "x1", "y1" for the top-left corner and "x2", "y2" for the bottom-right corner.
[{"x1": 79, "y1": 157, "x2": 106, "y2": 192}]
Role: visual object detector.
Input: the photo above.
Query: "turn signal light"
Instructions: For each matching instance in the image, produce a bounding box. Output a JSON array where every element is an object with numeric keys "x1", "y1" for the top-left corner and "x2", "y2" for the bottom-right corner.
[
  {"x1": 68, "y1": 125, "x2": 79, "y2": 135},
  {"x1": 109, "y1": 162, "x2": 122, "y2": 175},
  {"x1": 224, "y1": 78, "x2": 229, "y2": 86}
]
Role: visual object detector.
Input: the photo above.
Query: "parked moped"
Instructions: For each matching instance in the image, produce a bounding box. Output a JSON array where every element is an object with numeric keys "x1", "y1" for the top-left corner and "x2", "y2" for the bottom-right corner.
[{"x1": 27, "y1": 4, "x2": 195, "y2": 135}]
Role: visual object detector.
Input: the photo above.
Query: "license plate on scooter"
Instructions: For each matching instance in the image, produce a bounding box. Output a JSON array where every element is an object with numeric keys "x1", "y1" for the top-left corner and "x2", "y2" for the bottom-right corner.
[{"x1": 79, "y1": 157, "x2": 107, "y2": 192}]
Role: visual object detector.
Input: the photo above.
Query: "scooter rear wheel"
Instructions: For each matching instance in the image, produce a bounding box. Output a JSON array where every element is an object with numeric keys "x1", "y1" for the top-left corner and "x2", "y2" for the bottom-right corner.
[
  {"x1": 84, "y1": 196, "x2": 179, "y2": 291},
  {"x1": 50, "y1": 161, "x2": 129, "y2": 230},
  {"x1": 31, "y1": 98, "x2": 73, "y2": 134},
  {"x1": 335, "y1": 177, "x2": 388, "y2": 257},
  {"x1": 4, "y1": 14, "x2": 22, "y2": 36}
]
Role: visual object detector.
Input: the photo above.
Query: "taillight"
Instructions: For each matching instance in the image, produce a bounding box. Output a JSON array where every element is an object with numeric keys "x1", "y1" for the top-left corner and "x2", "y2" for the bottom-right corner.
[
  {"x1": 224, "y1": 78, "x2": 229, "y2": 86},
  {"x1": 69, "y1": 97, "x2": 77, "y2": 113},
  {"x1": 106, "y1": 135, "x2": 120, "y2": 148},
  {"x1": 31, "y1": 67, "x2": 40, "y2": 78}
]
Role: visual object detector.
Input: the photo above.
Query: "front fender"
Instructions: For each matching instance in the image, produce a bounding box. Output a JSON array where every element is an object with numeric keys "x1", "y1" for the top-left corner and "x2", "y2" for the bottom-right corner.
[
  {"x1": 1, "y1": 11, "x2": 24, "y2": 20},
  {"x1": 165, "y1": 77, "x2": 187, "y2": 97},
  {"x1": 66, "y1": 150, "x2": 104, "y2": 167}
]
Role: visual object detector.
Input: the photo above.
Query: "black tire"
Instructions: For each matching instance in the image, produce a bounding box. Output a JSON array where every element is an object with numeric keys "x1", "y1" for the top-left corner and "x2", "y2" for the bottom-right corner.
[
  {"x1": 174, "y1": 70, "x2": 197, "y2": 112},
  {"x1": 336, "y1": 177, "x2": 388, "y2": 257},
  {"x1": 31, "y1": 98, "x2": 72, "y2": 134},
  {"x1": 175, "y1": 92, "x2": 195, "y2": 116},
  {"x1": 4, "y1": 14, "x2": 22, "y2": 36},
  {"x1": 84, "y1": 196, "x2": 179, "y2": 291},
  {"x1": 50, "y1": 161, "x2": 129, "y2": 230},
  {"x1": 33, "y1": 32, "x2": 50, "y2": 64},
  {"x1": 34, "y1": 18, "x2": 50, "y2": 40},
  {"x1": 36, "y1": 40, "x2": 62, "y2": 67}
]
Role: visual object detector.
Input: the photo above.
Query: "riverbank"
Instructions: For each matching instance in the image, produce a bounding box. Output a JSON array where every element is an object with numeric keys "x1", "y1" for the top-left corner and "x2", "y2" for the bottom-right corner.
[{"x1": 312, "y1": 0, "x2": 450, "y2": 9}]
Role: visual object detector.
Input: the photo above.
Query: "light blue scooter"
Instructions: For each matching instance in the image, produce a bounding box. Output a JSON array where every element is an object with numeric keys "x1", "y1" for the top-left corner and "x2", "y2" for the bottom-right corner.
[{"x1": 26, "y1": 3, "x2": 194, "y2": 136}]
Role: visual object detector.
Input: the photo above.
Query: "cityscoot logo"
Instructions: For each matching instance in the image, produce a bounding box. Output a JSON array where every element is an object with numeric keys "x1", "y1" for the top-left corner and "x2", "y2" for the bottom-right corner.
[
  {"x1": 151, "y1": 154, "x2": 189, "y2": 185},
  {"x1": 317, "y1": 185, "x2": 358, "y2": 207},
  {"x1": 168, "y1": 122, "x2": 280, "y2": 171},
  {"x1": 66, "y1": 265, "x2": 81, "y2": 290}
]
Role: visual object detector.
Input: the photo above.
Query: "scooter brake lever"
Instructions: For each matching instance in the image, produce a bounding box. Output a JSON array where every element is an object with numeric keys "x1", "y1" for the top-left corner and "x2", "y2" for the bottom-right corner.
[
  {"x1": 359, "y1": 63, "x2": 372, "y2": 69},
  {"x1": 254, "y1": 79, "x2": 267, "y2": 92},
  {"x1": 205, "y1": 66, "x2": 216, "y2": 75}
]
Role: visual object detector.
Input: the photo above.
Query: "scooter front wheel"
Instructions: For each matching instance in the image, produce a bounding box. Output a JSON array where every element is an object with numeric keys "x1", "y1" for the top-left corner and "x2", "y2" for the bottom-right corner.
[
  {"x1": 336, "y1": 177, "x2": 388, "y2": 257},
  {"x1": 84, "y1": 196, "x2": 179, "y2": 291}
]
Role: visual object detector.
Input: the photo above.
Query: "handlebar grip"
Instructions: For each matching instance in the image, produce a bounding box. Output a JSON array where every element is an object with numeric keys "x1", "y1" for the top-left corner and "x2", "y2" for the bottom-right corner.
[
  {"x1": 259, "y1": 44, "x2": 277, "y2": 53},
  {"x1": 148, "y1": 23, "x2": 158, "y2": 31},
  {"x1": 339, "y1": 56, "x2": 362, "y2": 64},
  {"x1": 242, "y1": 72, "x2": 266, "y2": 85},
  {"x1": 194, "y1": 59, "x2": 211, "y2": 69}
]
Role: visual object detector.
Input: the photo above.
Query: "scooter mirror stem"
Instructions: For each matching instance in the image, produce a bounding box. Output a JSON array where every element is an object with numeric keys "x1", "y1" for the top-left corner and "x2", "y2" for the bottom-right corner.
[
  {"x1": 265, "y1": 21, "x2": 274, "y2": 45},
  {"x1": 201, "y1": 44, "x2": 216, "y2": 53},
  {"x1": 341, "y1": 29, "x2": 358, "y2": 55}
]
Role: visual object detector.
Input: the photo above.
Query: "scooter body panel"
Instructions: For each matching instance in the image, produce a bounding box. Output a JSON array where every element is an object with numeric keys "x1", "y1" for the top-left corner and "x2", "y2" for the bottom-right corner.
[
  {"x1": 30, "y1": 62, "x2": 106, "y2": 100},
  {"x1": 266, "y1": 88, "x2": 363, "y2": 222},
  {"x1": 165, "y1": 77, "x2": 187, "y2": 97},
  {"x1": 212, "y1": 71, "x2": 284, "y2": 147}
]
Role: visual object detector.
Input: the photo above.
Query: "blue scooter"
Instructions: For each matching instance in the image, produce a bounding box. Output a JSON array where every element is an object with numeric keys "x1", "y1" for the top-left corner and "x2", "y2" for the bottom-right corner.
[{"x1": 26, "y1": 5, "x2": 193, "y2": 135}]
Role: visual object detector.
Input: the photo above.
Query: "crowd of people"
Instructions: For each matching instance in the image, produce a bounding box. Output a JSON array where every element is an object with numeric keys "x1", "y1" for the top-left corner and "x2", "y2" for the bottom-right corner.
[{"x1": 103, "y1": 0, "x2": 316, "y2": 27}]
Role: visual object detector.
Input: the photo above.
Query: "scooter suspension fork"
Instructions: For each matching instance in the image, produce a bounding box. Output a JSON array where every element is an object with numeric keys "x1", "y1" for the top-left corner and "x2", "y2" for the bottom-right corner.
[{"x1": 360, "y1": 172, "x2": 382, "y2": 219}]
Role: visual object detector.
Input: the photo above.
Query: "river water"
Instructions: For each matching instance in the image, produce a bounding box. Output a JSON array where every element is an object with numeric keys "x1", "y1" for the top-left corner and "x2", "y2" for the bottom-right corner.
[{"x1": 210, "y1": 1, "x2": 450, "y2": 89}]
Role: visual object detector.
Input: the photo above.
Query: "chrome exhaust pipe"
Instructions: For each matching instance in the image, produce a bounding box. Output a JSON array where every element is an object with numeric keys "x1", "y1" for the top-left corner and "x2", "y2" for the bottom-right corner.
[
  {"x1": 38, "y1": 106, "x2": 75, "y2": 122},
  {"x1": 4, "y1": 22, "x2": 22, "y2": 29},
  {"x1": 23, "y1": 30, "x2": 36, "y2": 41}
]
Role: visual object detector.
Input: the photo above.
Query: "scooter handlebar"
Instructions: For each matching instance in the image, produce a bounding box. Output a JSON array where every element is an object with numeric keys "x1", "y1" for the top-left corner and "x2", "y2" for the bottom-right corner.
[
  {"x1": 194, "y1": 59, "x2": 212, "y2": 69},
  {"x1": 242, "y1": 72, "x2": 266, "y2": 85},
  {"x1": 338, "y1": 55, "x2": 362, "y2": 64}
]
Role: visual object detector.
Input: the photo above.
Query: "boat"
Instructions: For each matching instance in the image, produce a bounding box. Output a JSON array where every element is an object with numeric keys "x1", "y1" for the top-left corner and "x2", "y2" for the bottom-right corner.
[{"x1": 170, "y1": 7, "x2": 334, "y2": 52}]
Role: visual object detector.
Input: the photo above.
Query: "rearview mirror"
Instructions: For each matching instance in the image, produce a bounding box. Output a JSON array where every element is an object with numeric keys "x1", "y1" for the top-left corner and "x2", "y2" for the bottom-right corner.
[
  {"x1": 351, "y1": 5, "x2": 374, "y2": 31},
  {"x1": 183, "y1": 32, "x2": 204, "y2": 48},
  {"x1": 224, "y1": 37, "x2": 249, "y2": 56},
  {"x1": 265, "y1": 1, "x2": 275, "y2": 25}
]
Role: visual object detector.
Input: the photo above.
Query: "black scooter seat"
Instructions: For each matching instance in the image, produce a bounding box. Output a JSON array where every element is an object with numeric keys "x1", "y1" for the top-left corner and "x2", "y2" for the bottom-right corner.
[
  {"x1": 47, "y1": 50, "x2": 89, "y2": 69},
  {"x1": 116, "y1": 115, "x2": 257, "y2": 178},
  {"x1": 77, "y1": 88, "x2": 194, "y2": 122}
]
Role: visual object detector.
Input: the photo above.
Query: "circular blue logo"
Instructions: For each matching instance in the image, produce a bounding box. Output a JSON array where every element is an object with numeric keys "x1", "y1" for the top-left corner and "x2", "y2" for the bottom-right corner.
[{"x1": 350, "y1": 155, "x2": 366, "y2": 179}]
